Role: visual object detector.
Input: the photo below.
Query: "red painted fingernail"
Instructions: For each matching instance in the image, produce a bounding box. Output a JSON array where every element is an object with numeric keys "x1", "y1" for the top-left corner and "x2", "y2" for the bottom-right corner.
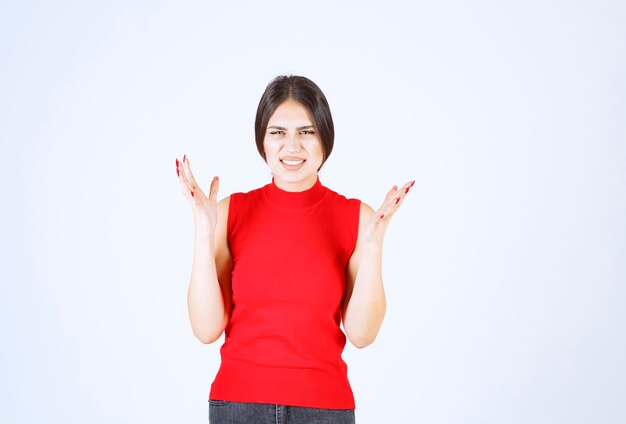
[
  {"x1": 380, "y1": 214, "x2": 385, "y2": 219},
  {"x1": 177, "y1": 169, "x2": 180, "y2": 177},
  {"x1": 405, "y1": 187, "x2": 410, "y2": 194},
  {"x1": 176, "y1": 158, "x2": 179, "y2": 167},
  {"x1": 191, "y1": 191, "x2": 194, "y2": 197},
  {"x1": 410, "y1": 180, "x2": 416, "y2": 187},
  {"x1": 395, "y1": 197, "x2": 400, "y2": 204},
  {"x1": 214, "y1": 176, "x2": 219, "y2": 180},
  {"x1": 393, "y1": 185, "x2": 398, "y2": 191},
  {"x1": 183, "y1": 154, "x2": 187, "y2": 163}
]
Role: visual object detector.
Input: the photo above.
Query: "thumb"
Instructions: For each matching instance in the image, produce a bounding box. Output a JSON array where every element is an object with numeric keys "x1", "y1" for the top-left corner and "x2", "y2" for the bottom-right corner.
[{"x1": 208, "y1": 176, "x2": 219, "y2": 202}]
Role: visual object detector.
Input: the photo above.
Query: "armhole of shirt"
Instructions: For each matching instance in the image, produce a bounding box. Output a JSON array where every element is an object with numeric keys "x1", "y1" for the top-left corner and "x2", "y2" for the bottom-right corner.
[
  {"x1": 226, "y1": 192, "x2": 239, "y2": 247},
  {"x1": 348, "y1": 198, "x2": 362, "y2": 258}
]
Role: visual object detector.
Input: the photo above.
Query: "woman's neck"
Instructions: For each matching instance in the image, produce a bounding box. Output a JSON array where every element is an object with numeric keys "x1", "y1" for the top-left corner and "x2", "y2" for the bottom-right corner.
[{"x1": 272, "y1": 174, "x2": 319, "y2": 192}]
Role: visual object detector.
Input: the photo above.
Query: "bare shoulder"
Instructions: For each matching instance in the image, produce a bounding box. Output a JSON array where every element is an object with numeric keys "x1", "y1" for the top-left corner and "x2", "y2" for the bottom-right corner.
[
  {"x1": 217, "y1": 196, "x2": 231, "y2": 222},
  {"x1": 348, "y1": 201, "x2": 375, "y2": 271},
  {"x1": 359, "y1": 201, "x2": 376, "y2": 225},
  {"x1": 215, "y1": 196, "x2": 231, "y2": 239},
  {"x1": 217, "y1": 195, "x2": 231, "y2": 212},
  {"x1": 351, "y1": 201, "x2": 375, "y2": 247}
]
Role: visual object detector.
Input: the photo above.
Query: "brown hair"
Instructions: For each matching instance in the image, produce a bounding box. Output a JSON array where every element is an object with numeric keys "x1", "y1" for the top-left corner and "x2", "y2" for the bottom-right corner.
[{"x1": 254, "y1": 75, "x2": 334, "y2": 170}]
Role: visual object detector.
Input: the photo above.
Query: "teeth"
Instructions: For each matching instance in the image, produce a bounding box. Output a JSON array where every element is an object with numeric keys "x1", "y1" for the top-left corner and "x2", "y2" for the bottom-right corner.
[{"x1": 282, "y1": 159, "x2": 304, "y2": 166}]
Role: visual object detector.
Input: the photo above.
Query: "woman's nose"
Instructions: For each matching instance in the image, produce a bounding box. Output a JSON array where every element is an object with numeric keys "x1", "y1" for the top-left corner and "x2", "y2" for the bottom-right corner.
[{"x1": 284, "y1": 134, "x2": 302, "y2": 152}]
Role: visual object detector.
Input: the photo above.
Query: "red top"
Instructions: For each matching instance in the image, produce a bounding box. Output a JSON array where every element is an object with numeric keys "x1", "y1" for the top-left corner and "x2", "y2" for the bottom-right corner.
[{"x1": 209, "y1": 177, "x2": 361, "y2": 409}]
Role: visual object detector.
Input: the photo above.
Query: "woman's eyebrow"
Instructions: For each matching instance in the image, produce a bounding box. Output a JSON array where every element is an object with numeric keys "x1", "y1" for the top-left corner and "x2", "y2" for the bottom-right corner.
[{"x1": 267, "y1": 125, "x2": 315, "y2": 130}]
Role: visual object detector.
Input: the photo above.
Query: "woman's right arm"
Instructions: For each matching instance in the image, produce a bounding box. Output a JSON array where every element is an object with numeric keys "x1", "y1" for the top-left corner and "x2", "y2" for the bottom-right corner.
[
  {"x1": 177, "y1": 156, "x2": 233, "y2": 344},
  {"x1": 188, "y1": 196, "x2": 232, "y2": 343}
]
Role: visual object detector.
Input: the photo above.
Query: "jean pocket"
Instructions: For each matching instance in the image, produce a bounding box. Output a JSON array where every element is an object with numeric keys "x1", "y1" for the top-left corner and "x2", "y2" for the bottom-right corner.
[{"x1": 208, "y1": 399, "x2": 230, "y2": 407}]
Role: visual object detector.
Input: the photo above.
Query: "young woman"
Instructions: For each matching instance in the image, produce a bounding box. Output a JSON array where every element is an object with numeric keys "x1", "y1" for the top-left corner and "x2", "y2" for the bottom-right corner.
[{"x1": 176, "y1": 75, "x2": 413, "y2": 423}]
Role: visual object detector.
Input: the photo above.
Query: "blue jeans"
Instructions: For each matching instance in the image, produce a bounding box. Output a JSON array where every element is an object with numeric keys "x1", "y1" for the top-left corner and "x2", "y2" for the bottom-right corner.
[{"x1": 208, "y1": 399, "x2": 356, "y2": 424}]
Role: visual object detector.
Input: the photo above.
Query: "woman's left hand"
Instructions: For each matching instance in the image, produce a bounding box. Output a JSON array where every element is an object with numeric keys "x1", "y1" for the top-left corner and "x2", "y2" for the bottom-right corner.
[
  {"x1": 341, "y1": 179, "x2": 415, "y2": 346},
  {"x1": 362, "y1": 180, "x2": 415, "y2": 245}
]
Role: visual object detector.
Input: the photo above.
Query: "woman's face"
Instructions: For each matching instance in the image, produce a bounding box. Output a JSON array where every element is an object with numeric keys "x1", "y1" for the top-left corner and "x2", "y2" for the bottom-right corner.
[{"x1": 263, "y1": 99, "x2": 324, "y2": 191}]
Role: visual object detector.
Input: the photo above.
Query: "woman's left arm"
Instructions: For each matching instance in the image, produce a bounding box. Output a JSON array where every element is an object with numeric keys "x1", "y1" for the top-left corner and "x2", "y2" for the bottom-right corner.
[{"x1": 342, "y1": 180, "x2": 415, "y2": 348}]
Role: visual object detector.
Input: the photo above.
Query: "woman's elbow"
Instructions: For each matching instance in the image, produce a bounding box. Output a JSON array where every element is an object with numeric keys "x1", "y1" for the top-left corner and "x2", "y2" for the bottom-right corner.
[
  {"x1": 346, "y1": 331, "x2": 379, "y2": 349},
  {"x1": 191, "y1": 316, "x2": 228, "y2": 344},
  {"x1": 350, "y1": 338, "x2": 375, "y2": 349},
  {"x1": 344, "y1": 310, "x2": 385, "y2": 348},
  {"x1": 193, "y1": 328, "x2": 223, "y2": 344}
]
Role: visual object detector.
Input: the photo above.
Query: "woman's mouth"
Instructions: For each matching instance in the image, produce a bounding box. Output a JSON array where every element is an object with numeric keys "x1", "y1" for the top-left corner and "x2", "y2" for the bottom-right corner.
[{"x1": 280, "y1": 158, "x2": 306, "y2": 170}]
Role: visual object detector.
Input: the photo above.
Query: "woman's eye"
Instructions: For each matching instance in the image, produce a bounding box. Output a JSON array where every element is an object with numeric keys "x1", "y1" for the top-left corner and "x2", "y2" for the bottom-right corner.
[
  {"x1": 269, "y1": 130, "x2": 285, "y2": 135},
  {"x1": 301, "y1": 130, "x2": 315, "y2": 135}
]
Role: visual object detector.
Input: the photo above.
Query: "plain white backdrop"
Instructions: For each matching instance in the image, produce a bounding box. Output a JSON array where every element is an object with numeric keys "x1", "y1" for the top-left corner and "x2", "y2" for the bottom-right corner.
[{"x1": 1, "y1": 0, "x2": 625, "y2": 423}]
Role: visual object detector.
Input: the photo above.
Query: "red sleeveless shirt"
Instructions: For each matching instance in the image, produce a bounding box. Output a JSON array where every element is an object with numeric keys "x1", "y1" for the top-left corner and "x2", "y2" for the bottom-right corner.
[{"x1": 209, "y1": 177, "x2": 361, "y2": 409}]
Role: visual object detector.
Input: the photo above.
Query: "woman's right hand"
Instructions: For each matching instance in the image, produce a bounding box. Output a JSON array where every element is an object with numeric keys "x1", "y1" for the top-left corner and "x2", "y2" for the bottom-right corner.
[{"x1": 176, "y1": 155, "x2": 219, "y2": 236}]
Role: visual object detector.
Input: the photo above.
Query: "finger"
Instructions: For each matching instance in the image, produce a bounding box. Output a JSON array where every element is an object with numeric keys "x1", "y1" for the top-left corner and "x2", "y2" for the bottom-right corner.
[
  {"x1": 208, "y1": 176, "x2": 219, "y2": 202},
  {"x1": 377, "y1": 180, "x2": 414, "y2": 222},
  {"x1": 403, "y1": 179, "x2": 416, "y2": 195},
  {"x1": 376, "y1": 201, "x2": 396, "y2": 223},
  {"x1": 178, "y1": 159, "x2": 205, "y2": 200},
  {"x1": 375, "y1": 185, "x2": 399, "y2": 222},
  {"x1": 382, "y1": 183, "x2": 406, "y2": 209},
  {"x1": 182, "y1": 155, "x2": 201, "y2": 192},
  {"x1": 383, "y1": 185, "x2": 398, "y2": 202},
  {"x1": 178, "y1": 161, "x2": 195, "y2": 199},
  {"x1": 393, "y1": 179, "x2": 415, "y2": 203}
]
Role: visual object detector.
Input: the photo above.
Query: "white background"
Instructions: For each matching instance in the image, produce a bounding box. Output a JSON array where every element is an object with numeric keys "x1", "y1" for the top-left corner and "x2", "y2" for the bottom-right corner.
[{"x1": 1, "y1": 1, "x2": 625, "y2": 423}]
